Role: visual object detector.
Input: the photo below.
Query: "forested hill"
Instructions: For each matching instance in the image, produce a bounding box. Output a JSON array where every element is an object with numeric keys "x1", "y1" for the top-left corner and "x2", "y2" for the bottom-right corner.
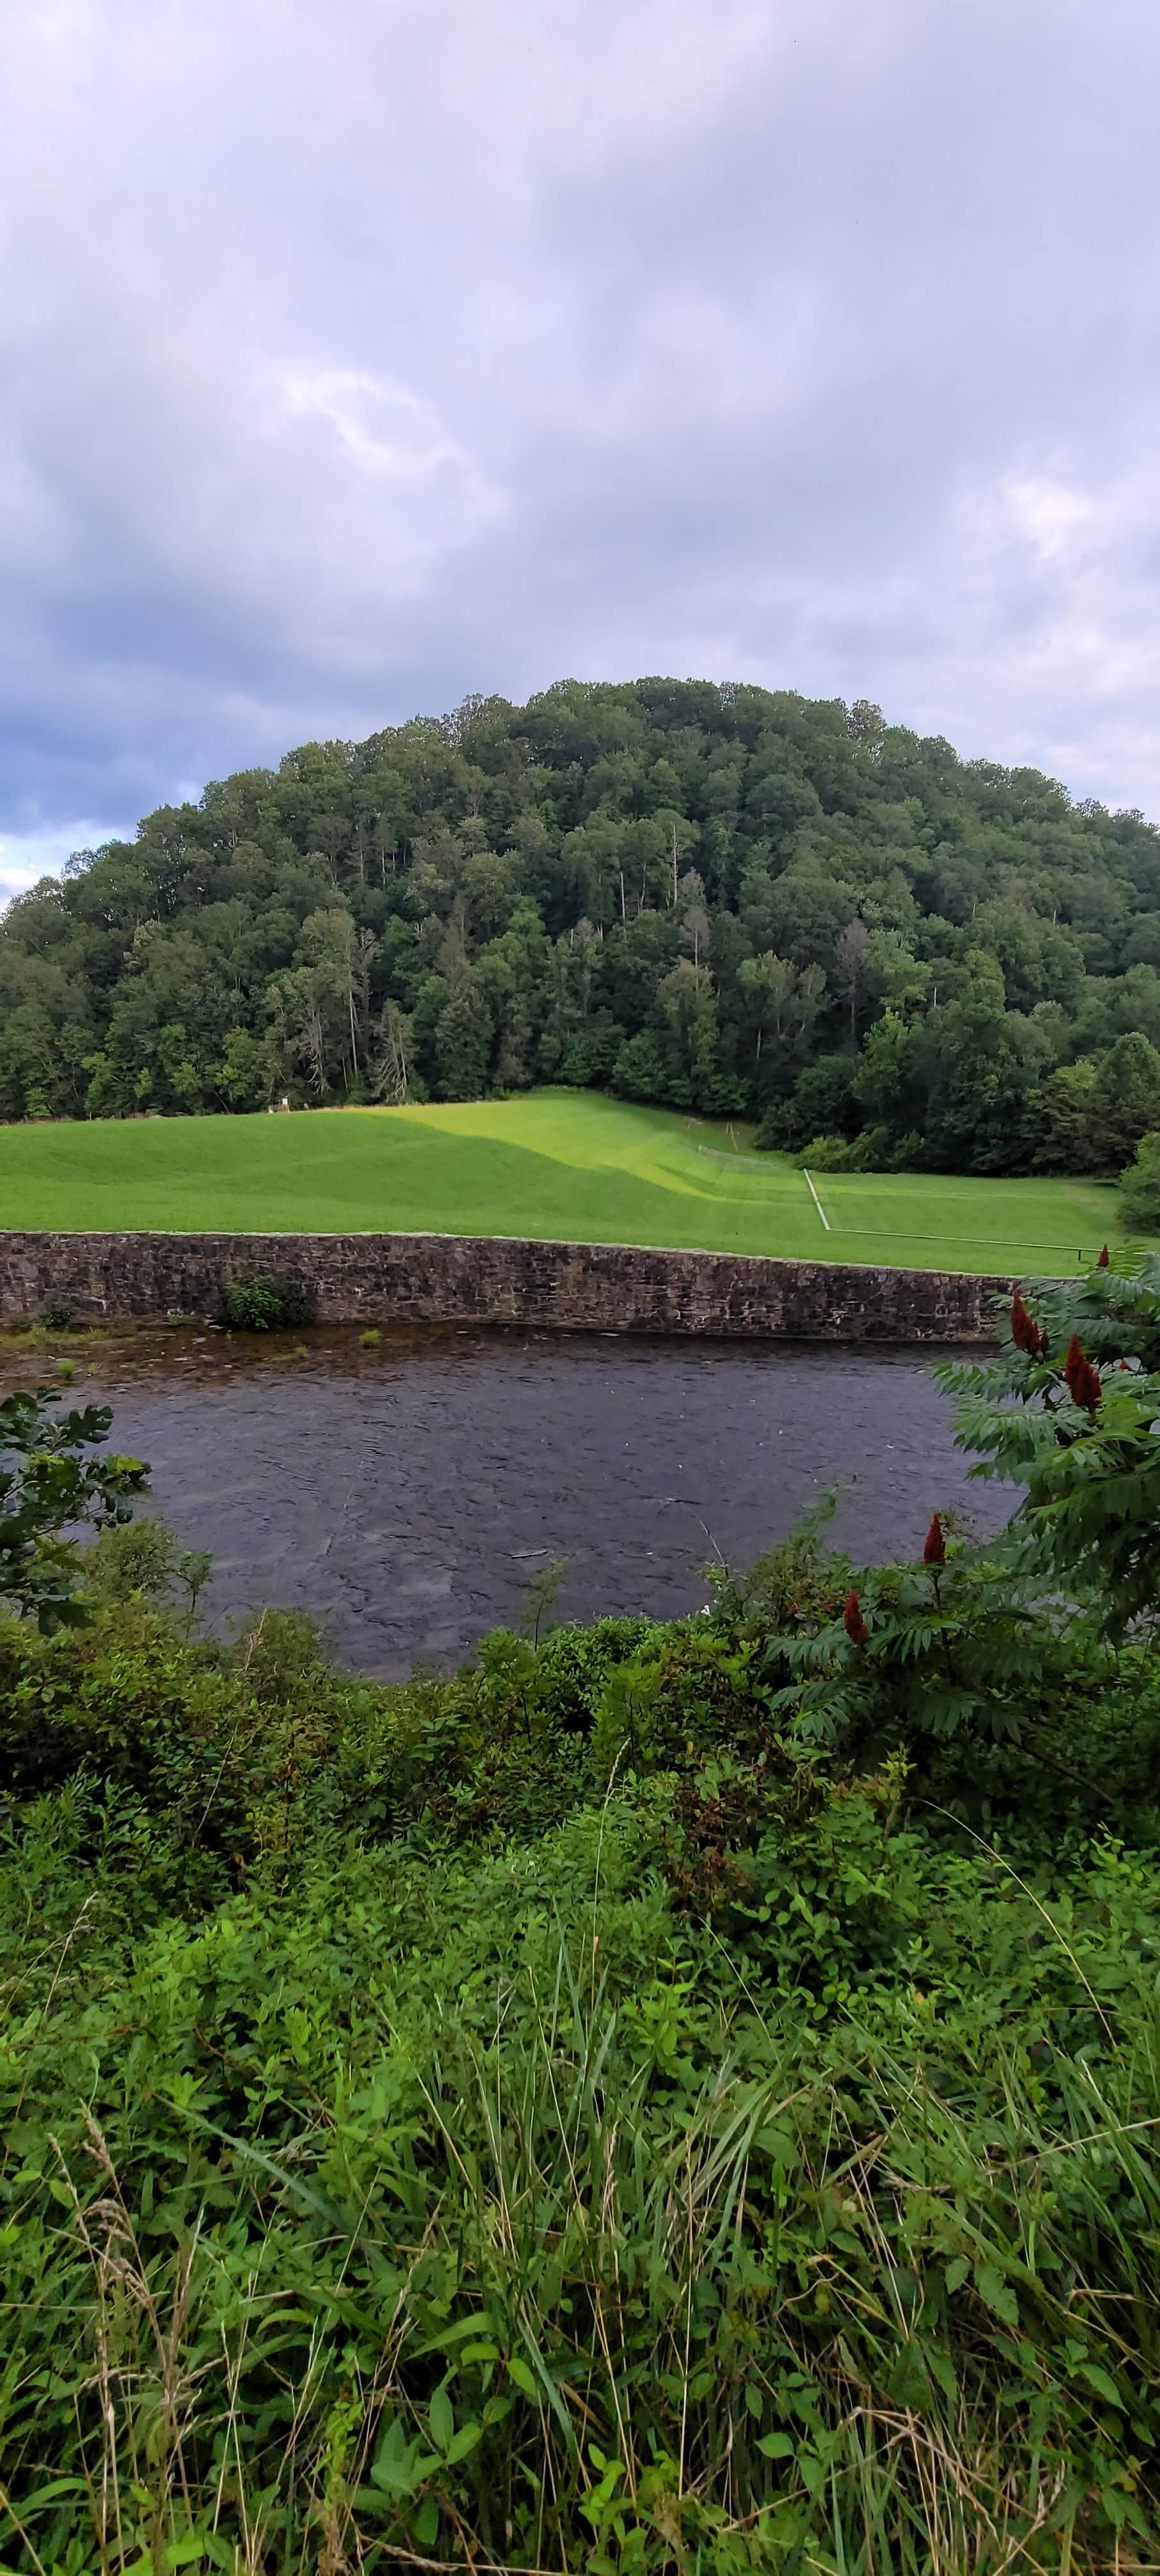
[{"x1": 7, "y1": 675, "x2": 1160, "y2": 1176}]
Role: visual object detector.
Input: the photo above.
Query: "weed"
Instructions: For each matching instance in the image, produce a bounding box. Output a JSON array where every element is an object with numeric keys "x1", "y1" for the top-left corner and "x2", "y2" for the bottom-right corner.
[{"x1": 220, "y1": 1271, "x2": 317, "y2": 1331}]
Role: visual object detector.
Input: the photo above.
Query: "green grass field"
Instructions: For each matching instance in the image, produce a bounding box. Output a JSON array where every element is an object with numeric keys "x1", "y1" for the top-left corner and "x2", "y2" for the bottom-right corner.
[{"x1": 0, "y1": 1089, "x2": 1132, "y2": 1275}]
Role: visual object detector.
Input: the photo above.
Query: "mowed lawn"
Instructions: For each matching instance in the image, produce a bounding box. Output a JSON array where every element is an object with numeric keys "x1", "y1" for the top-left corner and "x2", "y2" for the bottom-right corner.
[{"x1": 0, "y1": 1089, "x2": 1132, "y2": 1274}]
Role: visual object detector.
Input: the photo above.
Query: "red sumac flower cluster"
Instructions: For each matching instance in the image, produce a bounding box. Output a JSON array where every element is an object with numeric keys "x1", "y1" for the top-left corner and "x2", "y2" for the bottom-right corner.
[
  {"x1": 843, "y1": 1589, "x2": 869, "y2": 1646},
  {"x1": 1064, "y1": 1332, "x2": 1103, "y2": 1413},
  {"x1": 1010, "y1": 1291, "x2": 1044, "y2": 1358}
]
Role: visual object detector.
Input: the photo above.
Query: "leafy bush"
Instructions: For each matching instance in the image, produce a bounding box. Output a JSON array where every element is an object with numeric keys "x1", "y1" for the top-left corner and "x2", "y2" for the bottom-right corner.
[
  {"x1": 0, "y1": 1384, "x2": 148, "y2": 1628},
  {"x1": 793, "y1": 1128, "x2": 855, "y2": 1169},
  {"x1": 220, "y1": 1268, "x2": 318, "y2": 1330},
  {"x1": 940, "y1": 1252, "x2": 1160, "y2": 1632},
  {"x1": 87, "y1": 1510, "x2": 213, "y2": 1620},
  {"x1": 754, "y1": 1054, "x2": 860, "y2": 1154},
  {"x1": 791, "y1": 1126, "x2": 914, "y2": 1172},
  {"x1": 1121, "y1": 1125, "x2": 1160, "y2": 1230}
]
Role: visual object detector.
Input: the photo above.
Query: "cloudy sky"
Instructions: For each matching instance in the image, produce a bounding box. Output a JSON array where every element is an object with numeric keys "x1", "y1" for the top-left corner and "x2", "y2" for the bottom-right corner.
[{"x1": 1, "y1": 0, "x2": 1157, "y2": 893}]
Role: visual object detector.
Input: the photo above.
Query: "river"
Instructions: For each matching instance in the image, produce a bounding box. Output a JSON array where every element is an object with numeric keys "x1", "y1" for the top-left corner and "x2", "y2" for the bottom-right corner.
[{"x1": 8, "y1": 1324, "x2": 1011, "y2": 1676}]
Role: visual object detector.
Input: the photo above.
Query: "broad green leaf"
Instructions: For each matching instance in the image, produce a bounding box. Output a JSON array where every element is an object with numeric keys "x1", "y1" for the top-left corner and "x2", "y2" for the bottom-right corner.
[
  {"x1": 429, "y1": 2382, "x2": 454, "y2": 2452},
  {"x1": 370, "y1": 2418, "x2": 419, "y2": 2495},
  {"x1": 1081, "y1": 2363, "x2": 1126, "y2": 2410},
  {"x1": 166, "y1": 2535, "x2": 213, "y2": 2568},
  {"x1": 973, "y1": 2262, "x2": 1019, "y2": 2330}
]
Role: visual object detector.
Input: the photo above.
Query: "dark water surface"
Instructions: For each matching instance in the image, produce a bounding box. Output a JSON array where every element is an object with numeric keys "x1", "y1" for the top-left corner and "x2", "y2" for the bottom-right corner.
[{"x1": 15, "y1": 1325, "x2": 1011, "y2": 1676}]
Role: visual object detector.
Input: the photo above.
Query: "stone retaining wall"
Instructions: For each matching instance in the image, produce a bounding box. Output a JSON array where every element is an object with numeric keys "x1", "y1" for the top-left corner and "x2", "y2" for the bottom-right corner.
[{"x1": 0, "y1": 1230, "x2": 1011, "y2": 1341}]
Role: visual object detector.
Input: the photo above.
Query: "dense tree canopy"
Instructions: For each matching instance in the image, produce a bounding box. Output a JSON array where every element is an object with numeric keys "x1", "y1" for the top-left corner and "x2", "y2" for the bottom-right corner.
[{"x1": 6, "y1": 676, "x2": 1160, "y2": 1174}]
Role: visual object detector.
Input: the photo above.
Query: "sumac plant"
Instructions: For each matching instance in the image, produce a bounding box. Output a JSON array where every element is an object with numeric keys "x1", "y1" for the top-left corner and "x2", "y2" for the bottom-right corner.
[
  {"x1": 767, "y1": 1540, "x2": 1048, "y2": 1764},
  {"x1": 940, "y1": 1252, "x2": 1160, "y2": 1634},
  {"x1": 763, "y1": 1255, "x2": 1160, "y2": 1764}
]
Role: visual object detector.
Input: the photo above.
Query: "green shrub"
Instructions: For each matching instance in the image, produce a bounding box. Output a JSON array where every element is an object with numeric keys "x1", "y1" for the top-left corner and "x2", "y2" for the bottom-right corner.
[
  {"x1": 793, "y1": 1129, "x2": 855, "y2": 1170},
  {"x1": 220, "y1": 1269, "x2": 318, "y2": 1330},
  {"x1": 1121, "y1": 1125, "x2": 1160, "y2": 1230},
  {"x1": 0, "y1": 1384, "x2": 149, "y2": 1629},
  {"x1": 756, "y1": 1055, "x2": 859, "y2": 1153},
  {"x1": 793, "y1": 1126, "x2": 914, "y2": 1173}
]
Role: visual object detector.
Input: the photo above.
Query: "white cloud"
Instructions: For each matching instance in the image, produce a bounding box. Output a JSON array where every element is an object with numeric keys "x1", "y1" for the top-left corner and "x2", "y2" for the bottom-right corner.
[
  {"x1": 3, "y1": 0, "x2": 1160, "y2": 827},
  {"x1": 931, "y1": 457, "x2": 1160, "y2": 802},
  {"x1": 0, "y1": 822, "x2": 132, "y2": 905}
]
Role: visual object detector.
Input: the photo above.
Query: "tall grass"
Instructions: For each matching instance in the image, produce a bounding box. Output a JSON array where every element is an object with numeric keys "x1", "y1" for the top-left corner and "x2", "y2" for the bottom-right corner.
[
  {"x1": 4, "y1": 1492, "x2": 1160, "y2": 2573},
  {"x1": 4, "y1": 1832, "x2": 1159, "y2": 2575}
]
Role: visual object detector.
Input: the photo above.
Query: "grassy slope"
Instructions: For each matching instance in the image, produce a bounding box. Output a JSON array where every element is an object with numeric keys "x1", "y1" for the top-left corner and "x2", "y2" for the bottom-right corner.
[{"x1": 0, "y1": 1089, "x2": 1127, "y2": 1275}]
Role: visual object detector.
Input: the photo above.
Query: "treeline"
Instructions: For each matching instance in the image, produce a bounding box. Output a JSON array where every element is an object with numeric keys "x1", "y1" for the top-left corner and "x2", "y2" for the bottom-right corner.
[{"x1": 7, "y1": 676, "x2": 1160, "y2": 1173}]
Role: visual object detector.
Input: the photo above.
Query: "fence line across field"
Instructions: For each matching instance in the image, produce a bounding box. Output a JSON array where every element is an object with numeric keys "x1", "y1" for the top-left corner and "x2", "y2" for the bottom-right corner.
[{"x1": 824, "y1": 1232, "x2": 1104, "y2": 1262}]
